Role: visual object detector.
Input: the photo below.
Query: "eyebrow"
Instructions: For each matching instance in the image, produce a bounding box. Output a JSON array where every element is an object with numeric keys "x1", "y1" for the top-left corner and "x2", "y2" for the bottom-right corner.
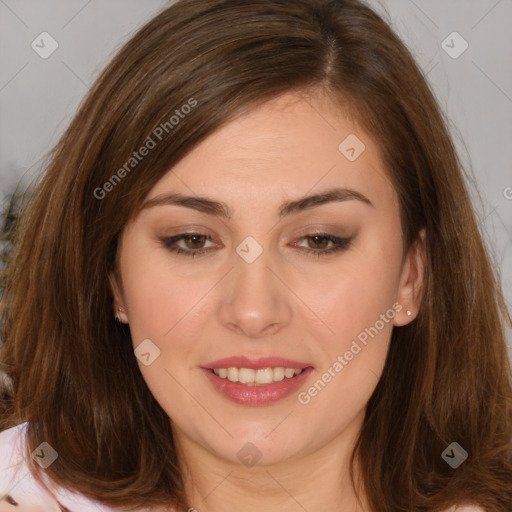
[{"x1": 141, "y1": 187, "x2": 374, "y2": 219}]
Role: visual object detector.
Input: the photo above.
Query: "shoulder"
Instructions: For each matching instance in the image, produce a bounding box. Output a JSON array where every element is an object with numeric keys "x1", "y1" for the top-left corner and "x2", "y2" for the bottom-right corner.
[
  {"x1": 0, "y1": 422, "x2": 29, "y2": 480},
  {"x1": 0, "y1": 422, "x2": 58, "y2": 506},
  {"x1": 0, "y1": 423, "x2": 118, "y2": 511}
]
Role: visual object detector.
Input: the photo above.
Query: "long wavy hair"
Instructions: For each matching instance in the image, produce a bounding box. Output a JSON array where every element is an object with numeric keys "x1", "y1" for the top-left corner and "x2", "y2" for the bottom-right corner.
[{"x1": 1, "y1": 0, "x2": 511, "y2": 510}]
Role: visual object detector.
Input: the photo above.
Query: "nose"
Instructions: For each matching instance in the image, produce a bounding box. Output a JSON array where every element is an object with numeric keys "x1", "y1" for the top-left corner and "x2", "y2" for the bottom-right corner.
[{"x1": 217, "y1": 245, "x2": 293, "y2": 339}]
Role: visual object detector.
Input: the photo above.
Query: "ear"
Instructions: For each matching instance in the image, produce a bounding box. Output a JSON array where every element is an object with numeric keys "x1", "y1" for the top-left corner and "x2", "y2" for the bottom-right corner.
[
  {"x1": 108, "y1": 270, "x2": 129, "y2": 324},
  {"x1": 393, "y1": 228, "x2": 426, "y2": 327}
]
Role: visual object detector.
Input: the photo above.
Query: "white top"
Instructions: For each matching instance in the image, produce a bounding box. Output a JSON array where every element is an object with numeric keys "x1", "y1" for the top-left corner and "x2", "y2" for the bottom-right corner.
[
  {"x1": 0, "y1": 422, "x2": 117, "y2": 511},
  {"x1": 0, "y1": 422, "x2": 486, "y2": 512}
]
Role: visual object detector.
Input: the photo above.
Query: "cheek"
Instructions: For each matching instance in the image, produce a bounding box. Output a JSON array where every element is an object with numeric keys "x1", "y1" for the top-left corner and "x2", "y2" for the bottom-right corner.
[
  {"x1": 297, "y1": 283, "x2": 395, "y2": 427},
  {"x1": 306, "y1": 234, "x2": 401, "y2": 348},
  {"x1": 120, "y1": 243, "x2": 205, "y2": 343},
  {"x1": 295, "y1": 231, "x2": 401, "y2": 410}
]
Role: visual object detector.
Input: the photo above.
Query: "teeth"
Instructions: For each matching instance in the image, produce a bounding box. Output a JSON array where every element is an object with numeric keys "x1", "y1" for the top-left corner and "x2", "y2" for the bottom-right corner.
[
  {"x1": 239, "y1": 368, "x2": 255, "y2": 384},
  {"x1": 212, "y1": 366, "x2": 305, "y2": 385},
  {"x1": 227, "y1": 367, "x2": 239, "y2": 382},
  {"x1": 273, "y1": 367, "x2": 285, "y2": 381},
  {"x1": 255, "y1": 367, "x2": 273, "y2": 384}
]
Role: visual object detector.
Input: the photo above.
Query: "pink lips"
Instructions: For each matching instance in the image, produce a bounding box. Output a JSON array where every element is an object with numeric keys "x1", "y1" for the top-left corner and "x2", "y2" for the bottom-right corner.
[{"x1": 201, "y1": 356, "x2": 314, "y2": 406}]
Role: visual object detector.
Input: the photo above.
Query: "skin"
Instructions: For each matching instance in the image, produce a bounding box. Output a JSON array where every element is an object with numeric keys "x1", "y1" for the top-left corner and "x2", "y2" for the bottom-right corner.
[
  {"x1": 110, "y1": 89, "x2": 426, "y2": 512},
  {"x1": 0, "y1": 493, "x2": 62, "y2": 511}
]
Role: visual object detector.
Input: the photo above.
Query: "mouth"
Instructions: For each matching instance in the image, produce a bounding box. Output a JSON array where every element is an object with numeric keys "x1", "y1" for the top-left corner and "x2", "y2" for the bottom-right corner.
[{"x1": 201, "y1": 357, "x2": 314, "y2": 406}]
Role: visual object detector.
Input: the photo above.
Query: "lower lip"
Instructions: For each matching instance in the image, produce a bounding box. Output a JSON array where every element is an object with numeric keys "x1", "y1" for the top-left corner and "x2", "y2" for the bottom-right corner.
[{"x1": 201, "y1": 367, "x2": 314, "y2": 406}]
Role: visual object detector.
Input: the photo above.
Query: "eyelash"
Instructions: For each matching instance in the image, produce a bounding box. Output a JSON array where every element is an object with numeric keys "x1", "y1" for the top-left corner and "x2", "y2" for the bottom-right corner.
[{"x1": 160, "y1": 231, "x2": 352, "y2": 258}]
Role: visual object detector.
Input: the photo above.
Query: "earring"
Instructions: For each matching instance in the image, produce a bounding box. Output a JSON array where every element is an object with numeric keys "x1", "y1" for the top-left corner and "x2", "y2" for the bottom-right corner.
[
  {"x1": 115, "y1": 307, "x2": 125, "y2": 322},
  {"x1": 406, "y1": 310, "x2": 412, "y2": 317}
]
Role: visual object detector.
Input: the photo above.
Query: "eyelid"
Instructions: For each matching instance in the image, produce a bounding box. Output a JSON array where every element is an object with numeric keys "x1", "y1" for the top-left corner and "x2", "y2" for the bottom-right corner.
[{"x1": 292, "y1": 225, "x2": 348, "y2": 238}]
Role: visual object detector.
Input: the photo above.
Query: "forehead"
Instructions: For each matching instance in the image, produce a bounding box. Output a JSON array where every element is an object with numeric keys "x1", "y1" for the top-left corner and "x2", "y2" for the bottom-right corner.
[{"x1": 145, "y1": 90, "x2": 397, "y2": 216}]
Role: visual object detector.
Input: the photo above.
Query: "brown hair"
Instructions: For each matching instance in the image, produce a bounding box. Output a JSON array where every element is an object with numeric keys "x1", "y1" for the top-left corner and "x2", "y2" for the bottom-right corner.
[{"x1": 1, "y1": 0, "x2": 511, "y2": 510}]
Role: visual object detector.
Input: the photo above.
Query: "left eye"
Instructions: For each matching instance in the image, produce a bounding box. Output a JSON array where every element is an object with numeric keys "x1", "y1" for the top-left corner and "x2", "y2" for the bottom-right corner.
[
  {"x1": 294, "y1": 234, "x2": 343, "y2": 251},
  {"x1": 160, "y1": 232, "x2": 352, "y2": 258}
]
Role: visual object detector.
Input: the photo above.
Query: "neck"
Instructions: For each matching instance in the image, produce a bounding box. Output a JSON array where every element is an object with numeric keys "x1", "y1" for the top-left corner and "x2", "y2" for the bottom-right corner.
[{"x1": 173, "y1": 410, "x2": 369, "y2": 512}]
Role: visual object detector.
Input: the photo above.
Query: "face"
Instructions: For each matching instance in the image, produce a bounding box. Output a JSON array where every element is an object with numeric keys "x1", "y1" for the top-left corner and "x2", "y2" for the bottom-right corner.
[{"x1": 110, "y1": 90, "x2": 424, "y2": 467}]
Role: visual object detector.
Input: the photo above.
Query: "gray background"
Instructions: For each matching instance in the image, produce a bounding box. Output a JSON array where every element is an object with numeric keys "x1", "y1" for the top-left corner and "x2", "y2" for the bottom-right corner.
[{"x1": 0, "y1": 0, "x2": 511, "y2": 358}]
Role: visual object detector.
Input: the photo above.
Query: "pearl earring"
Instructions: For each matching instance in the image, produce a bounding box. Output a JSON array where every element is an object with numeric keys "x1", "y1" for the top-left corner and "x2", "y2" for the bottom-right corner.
[{"x1": 115, "y1": 307, "x2": 125, "y2": 322}]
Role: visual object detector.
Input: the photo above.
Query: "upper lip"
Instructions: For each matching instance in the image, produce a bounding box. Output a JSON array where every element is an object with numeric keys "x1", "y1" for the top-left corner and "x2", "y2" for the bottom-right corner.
[{"x1": 202, "y1": 356, "x2": 313, "y2": 370}]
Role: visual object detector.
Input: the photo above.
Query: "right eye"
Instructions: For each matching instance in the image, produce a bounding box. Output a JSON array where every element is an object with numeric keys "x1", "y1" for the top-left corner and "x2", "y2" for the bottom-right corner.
[{"x1": 160, "y1": 232, "x2": 218, "y2": 258}]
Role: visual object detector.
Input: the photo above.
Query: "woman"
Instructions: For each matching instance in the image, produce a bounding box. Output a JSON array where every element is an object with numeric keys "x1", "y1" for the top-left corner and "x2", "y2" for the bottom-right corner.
[{"x1": 0, "y1": 0, "x2": 511, "y2": 510}]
